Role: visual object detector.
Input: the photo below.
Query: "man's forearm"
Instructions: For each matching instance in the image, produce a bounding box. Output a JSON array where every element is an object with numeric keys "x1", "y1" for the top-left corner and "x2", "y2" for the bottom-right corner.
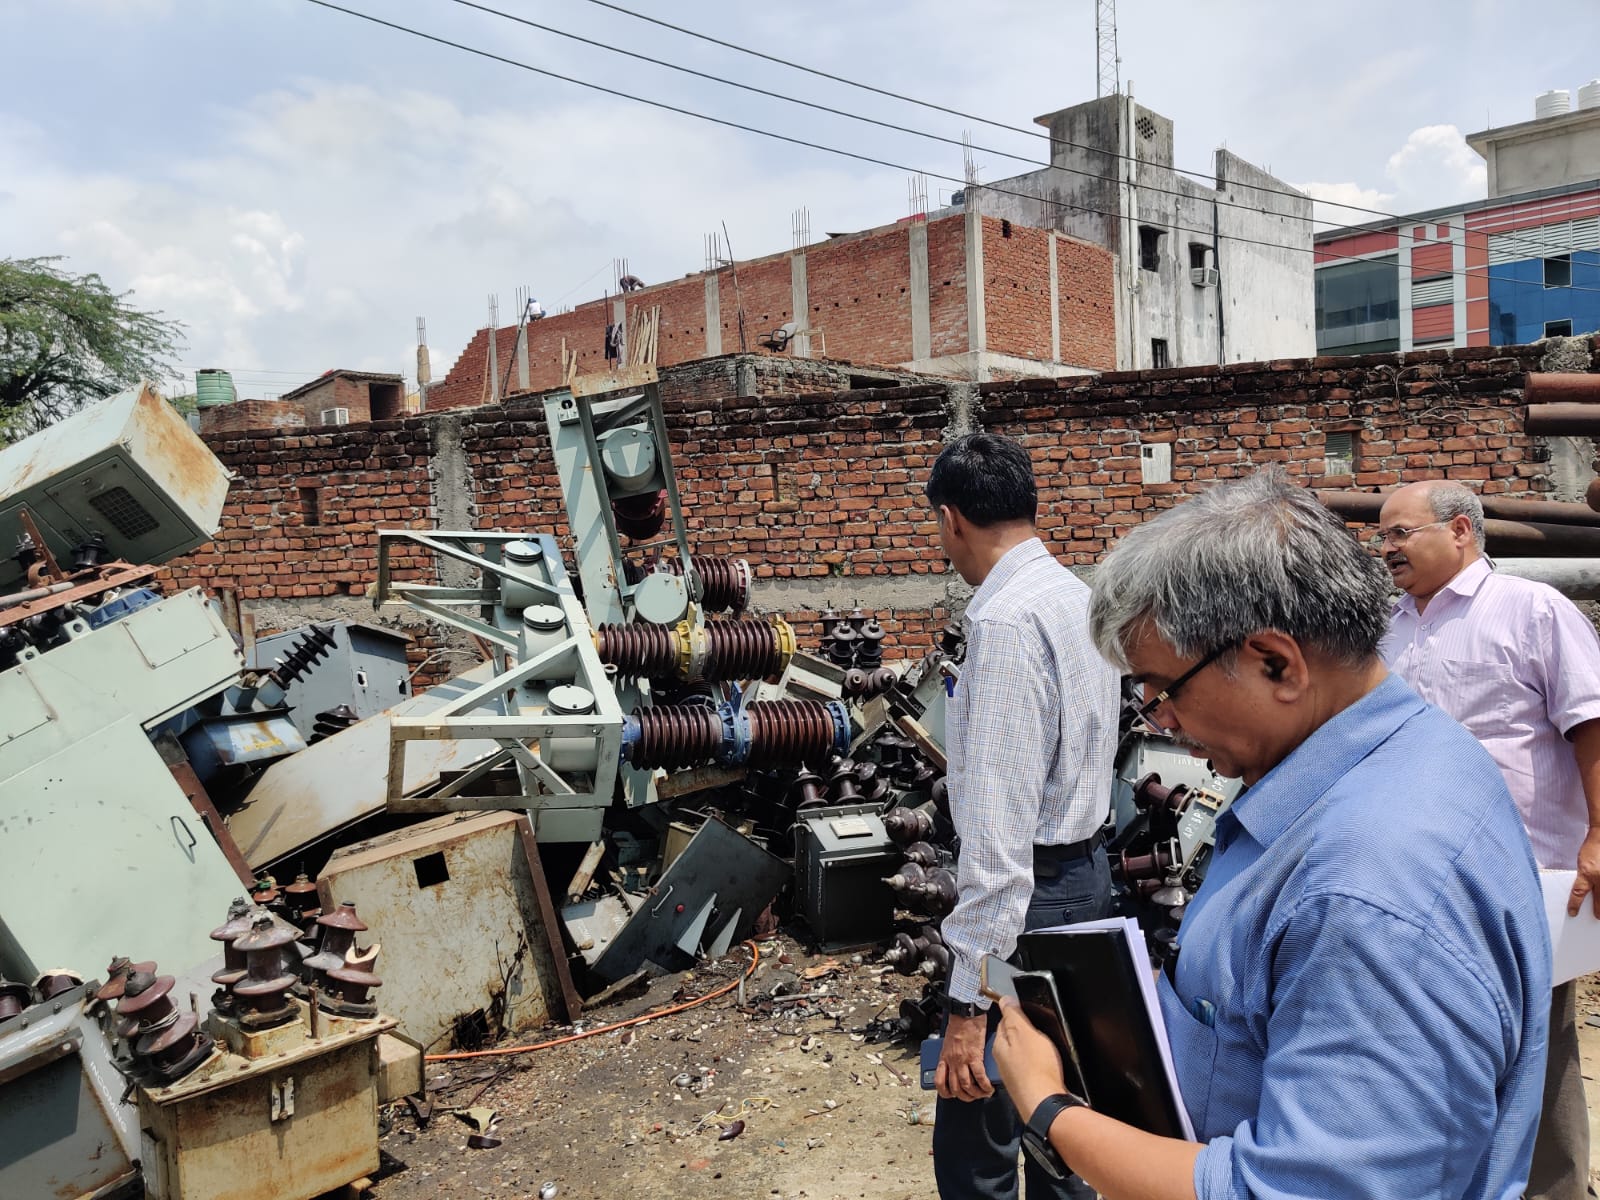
[
  {"x1": 1572, "y1": 719, "x2": 1600, "y2": 830},
  {"x1": 1047, "y1": 1107, "x2": 1201, "y2": 1200}
]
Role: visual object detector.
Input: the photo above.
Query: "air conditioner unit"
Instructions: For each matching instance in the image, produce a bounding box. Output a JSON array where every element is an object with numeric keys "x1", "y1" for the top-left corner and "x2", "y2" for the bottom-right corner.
[
  {"x1": 1190, "y1": 267, "x2": 1220, "y2": 287},
  {"x1": 320, "y1": 408, "x2": 350, "y2": 426}
]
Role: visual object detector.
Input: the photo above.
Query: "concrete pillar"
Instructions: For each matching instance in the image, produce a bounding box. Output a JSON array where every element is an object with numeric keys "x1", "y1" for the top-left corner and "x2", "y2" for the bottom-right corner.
[
  {"x1": 705, "y1": 273, "x2": 723, "y2": 357},
  {"x1": 515, "y1": 325, "x2": 530, "y2": 392},
  {"x1": 909, "y1": 221, "x2": 931, "y2": 362},
  {"x1": 611, "y1": 297, "x2": 627, "y2": 366},
  {"x1": 428, "y1": 414, "x2": 477, "y2": 587},
  {"x1": 1048, "y1": 230, "x2": 1061, "y2": 362},
  {"x1": 964, "y1": 204, "x2": 988, "y2": 381},
  {"x1": 790, "y1": 252, "x2": 811, "y2": 358},
  {"x1": 1397, "y1": 235, "x2": 1413, "y2": 353}
]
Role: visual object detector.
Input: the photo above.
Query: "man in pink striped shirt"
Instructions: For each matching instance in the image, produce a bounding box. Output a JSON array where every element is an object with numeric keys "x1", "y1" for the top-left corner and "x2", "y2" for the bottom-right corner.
[{"x1": 1379, "y1": 479, "x2": 1600, "y2": 1200}]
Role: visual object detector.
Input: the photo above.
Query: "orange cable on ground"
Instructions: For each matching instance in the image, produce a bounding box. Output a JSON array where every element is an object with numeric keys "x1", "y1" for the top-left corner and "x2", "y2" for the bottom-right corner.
[{"x1": 424, "y1": 939, "x2": 762, "y2": 1062}]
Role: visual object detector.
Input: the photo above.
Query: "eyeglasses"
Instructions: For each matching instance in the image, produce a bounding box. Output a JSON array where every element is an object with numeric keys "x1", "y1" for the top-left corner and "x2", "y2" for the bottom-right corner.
[
  {"x1": 1129, "y1": 642, "x2": 1236, "y2": 734},
  {"x1": 1366, "y1": 520, "x2": 1449, "y2": 551}
]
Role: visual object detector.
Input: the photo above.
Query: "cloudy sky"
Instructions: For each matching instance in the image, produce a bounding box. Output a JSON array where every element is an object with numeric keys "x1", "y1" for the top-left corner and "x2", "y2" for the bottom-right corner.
[{"x1": 4, "y1": 0, "x2": 1597, "y2": 398}]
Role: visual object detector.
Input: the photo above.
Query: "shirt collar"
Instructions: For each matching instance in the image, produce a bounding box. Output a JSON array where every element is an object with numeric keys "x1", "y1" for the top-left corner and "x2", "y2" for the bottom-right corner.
[
  {"x1": 1390, "y1": 556, "x2": 1493, "y2": 618},
  {"x1": 1221, "y1": 674, "x2": 1428, "y2": 850},
  {"x1": 964, "y1": 537, "x2": 1049, "y2": 622}
]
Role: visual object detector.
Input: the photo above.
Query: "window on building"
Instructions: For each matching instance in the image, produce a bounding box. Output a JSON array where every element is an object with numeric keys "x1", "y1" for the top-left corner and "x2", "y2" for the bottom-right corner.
[
  {"x1": 1315, "y1": 256, "x2": 1401, "y2": 353},
  {"x1": 1545, "y1": 319, "x2": 1574, "y2": 338},
  {"x1": 1151, "y1": 338, "x2": 1170, "y2": 369},
  {"x1": 1139, "y1": 226, "x2": 1164, "y2": 272},
  {"x1": 1544, "y1": 255, "x2": 1572, "y2": 289},
  {"x1": 1324, "y1": 430, "x2": 1356, "y2": 477},
  {"x1": 1189, "y1": 243, "x2": 1210, "y2": 271}
]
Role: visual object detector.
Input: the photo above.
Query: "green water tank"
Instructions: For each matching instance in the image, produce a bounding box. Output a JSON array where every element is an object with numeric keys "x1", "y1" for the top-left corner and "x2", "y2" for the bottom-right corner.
[{"x1": 194, "y1": 368, "x2": 237, "y2": 408}]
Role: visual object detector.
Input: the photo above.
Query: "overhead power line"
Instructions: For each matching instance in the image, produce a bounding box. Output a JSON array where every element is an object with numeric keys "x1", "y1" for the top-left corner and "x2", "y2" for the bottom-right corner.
[
  {"x1": 300, "y1": 0, "x2": 1600, "y2": 296},
  {"x1": 573, "y1": 0, "x2": 1595, "y2": 252},
  {"x1": 458, "y1": 0, "x2": 1594, "y2": 266}
]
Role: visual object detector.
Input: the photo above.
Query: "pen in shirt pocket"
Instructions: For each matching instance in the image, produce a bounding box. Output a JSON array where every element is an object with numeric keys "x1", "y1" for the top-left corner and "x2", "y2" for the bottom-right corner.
[{"x1": 1190, "y1": 997, "x2": 1216, "y2": 1027}]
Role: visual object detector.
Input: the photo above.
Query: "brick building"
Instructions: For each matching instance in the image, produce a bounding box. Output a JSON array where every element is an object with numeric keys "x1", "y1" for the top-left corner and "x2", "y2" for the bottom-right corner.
[
  {"x1": 422, "y1": 211, "x2": 1118, "y2": 411},
  {"x1": 164, "y1": 338, "x2": 1600, "y2": 685}
]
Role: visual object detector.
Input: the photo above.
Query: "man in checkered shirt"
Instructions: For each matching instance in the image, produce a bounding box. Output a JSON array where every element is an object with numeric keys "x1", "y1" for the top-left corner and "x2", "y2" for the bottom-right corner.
[{"x1": 925, "y1": 432, "x2": 1120, "y2": 1200}]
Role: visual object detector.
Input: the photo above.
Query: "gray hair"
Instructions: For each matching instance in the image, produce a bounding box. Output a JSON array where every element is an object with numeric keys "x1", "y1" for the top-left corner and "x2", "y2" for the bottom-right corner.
[
  {"x1": 1089, "y1": 467, "x2": 1391, "y2": 672},
  {"x1": 1422, "y1": 481, "x2": 1487, "y2": 551}
]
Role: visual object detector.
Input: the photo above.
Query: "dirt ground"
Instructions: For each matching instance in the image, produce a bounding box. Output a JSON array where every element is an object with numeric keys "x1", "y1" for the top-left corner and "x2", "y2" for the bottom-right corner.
[
  {"x1": 364, "y1": 951, "x2": 1600, "y2": 1200},
  {"x1": 370, "y1": 935, "x2": 939, "y2": 1200}
]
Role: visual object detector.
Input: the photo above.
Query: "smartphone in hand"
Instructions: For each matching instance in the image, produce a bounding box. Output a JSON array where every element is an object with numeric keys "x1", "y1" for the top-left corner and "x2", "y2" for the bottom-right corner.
[
  {"x1": 979, "y1": 953, "x2": 1021, "y2": 1004},
  {"x1": 1012, "y1": 970, "x2": 1091, "y2": 1104}
]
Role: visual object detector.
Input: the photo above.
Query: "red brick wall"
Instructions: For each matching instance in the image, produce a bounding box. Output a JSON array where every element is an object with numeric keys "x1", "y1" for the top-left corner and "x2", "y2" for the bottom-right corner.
[
  {"x1": 983, "y1": 218, "x2": 1053, "y2": 361},
  {"x1": 164, "y1": 341, "x2": 1600, "y2": 667},
  {"x1": 167, "y1": 419, "x2": 437, "y2": 600},
  {"x1": 981, "y1": 343, "x2": 1574, "y2": 566},
  {"x1": 1055, "y1": 234, "x2": 1118, "y2": 371},
  {"x1": 927, "y1": 214, "x2": 969, "y2": 357},
  {"x1": 803, "y1": 226, "x2": 913, "y2": 365},
  {"x1": 200, "y1": 399, "x2": 306, "y2": 436},
  {"x1": 718, "y1": 257, "x2": 794, "y2": 351}
]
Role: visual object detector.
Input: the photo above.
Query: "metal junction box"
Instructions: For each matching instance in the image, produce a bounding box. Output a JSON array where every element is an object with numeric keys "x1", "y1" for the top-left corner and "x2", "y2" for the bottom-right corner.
[
  {"x1": 316, "y1": 812, "x2": 579, "y2": 1051},
  {"x1": 794, "y1": 803, "x2": 900, "y2": 948},
  {"x1": 0, "y1": 381, "x2": 230, "y2": 591},
  {"x1": 139, "y1": 1015, "x2": 385, "y2": 1200}
]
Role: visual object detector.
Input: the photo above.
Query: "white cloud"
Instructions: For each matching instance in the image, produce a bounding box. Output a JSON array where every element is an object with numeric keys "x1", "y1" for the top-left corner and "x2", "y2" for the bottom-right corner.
[
  {"x1": 1294, "y1": 124, "x2": 1486, "y2": 232},
  {"x1": 4, "y1": 81, "x2": 895, "y2": 397}
]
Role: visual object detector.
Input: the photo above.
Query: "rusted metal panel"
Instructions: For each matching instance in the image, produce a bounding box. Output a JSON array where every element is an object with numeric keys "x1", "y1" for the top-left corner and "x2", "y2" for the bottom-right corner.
[
  {"x1": 0, "y1": 983, "x2": 140, "y2": 1200},
  {"x1": 227, "y1": 664, "x2": 501, "y2": 869},
  {"x1": 317, "y1": 812, "x2": 579, "y2": 1051},
  {"x1": 166, "y1": 758, "x2": 255, "y2": 888},
  {"x1": 140, "y1": 1026, "x2": 379, "y2": 1200}
]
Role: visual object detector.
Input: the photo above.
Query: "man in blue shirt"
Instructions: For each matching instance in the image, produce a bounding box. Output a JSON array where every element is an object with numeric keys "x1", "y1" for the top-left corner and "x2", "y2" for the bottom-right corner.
[{"x1": 992, "y1": 469, "x2": 1550, "y2": 1200}]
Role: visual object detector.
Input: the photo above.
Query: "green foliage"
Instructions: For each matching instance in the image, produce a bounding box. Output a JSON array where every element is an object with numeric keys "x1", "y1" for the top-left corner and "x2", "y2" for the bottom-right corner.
[{"x1": 0, "y1": 256, "x2": 185, "y2": 442}]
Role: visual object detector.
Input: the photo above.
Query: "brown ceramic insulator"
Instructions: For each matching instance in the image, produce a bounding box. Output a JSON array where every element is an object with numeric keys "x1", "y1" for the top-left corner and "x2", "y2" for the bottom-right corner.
[
  {"x1": 929, "y1": 777, "x2": 950, "y2": 817},
  {"x1": 847, "y1": 608, "x2": 869, "y2": 634},
  {"x1": 231, "y1": 915, "x2": 299, "y2": 1027},
  {"x1": 690, "y1": 557, "x2": 751, "y2": 614},
  {"x1": 704, "y1": 620, "x2": 782, "y2": 681},
  {"x1": 883, "y1": 804, "x2": 936, "y2": 846},
  {"x1": 939, "y1": 622, "x2": 965, "y2": 656},
  {"x1": 612, "y1": 490, "x2": 666, "y2": 541},
  {"x1": 884, "y1": 862, "x2": 927, "y2": 893},
  {"x1": 95, "y1": 959, "x2": 156, "y2": 1004},
  {"x1": 270, "y1": 624, "x2": 338, "y2": 689},
  {"x1": 824, "y1": 623, "x2": 857, "y2": 667},
  {"x1": 284, "y1": 874, "x2": 321, "y2": 925},
  {"x1": 596, "y1": 622, "x2": 677, "y2": 679},
  {"x1": 871, "y1": 732, "x2": 905, "y2": 769},
  {"x1": 320, "y1": 964, "x2": 383, "y2": 1015},
  {"x1": 919, "y1": 943, "x2": 953, "y2": 978},
  {"x1": 841, "y1": 669, "x2": 868, "y2": 699},
  {"x1": 855, "y1": 620, "x2": 886, "y2": 668},
  {"x1": 743, "y1": 701, "x2": 841, "y2": 769},
  {"x1": 1131, "y1": 773, "x2": 1188, "y2": 813},
  {"x1": 210, "y1": 900, "x2": 256, "y2": 988},
  {"x1": 789, "y1": 768, "x2": 827, "y2": 811},
  {"x1": 914, "y1": 868, "x2": 959, "y2": 915},
  {"x1": 1117, "y1": 845, "x2": 1176, "y2": 882},
  {"x1": 33, "y1": 971, "x2": 82, "y2": 1002},
  {"x1": 883, "y1": 931, "x2": 928, "y2": 974},
  {"x1": 827, "y1": 758, "x2": 861, "y2": 802},
  {"x1": 0, "y1": 980, "x2": 32, "y2": 1020},
  {"x1": 305, "y1": 902, "x2": 368, "y2": 985},
  {"x1": 116, "y1": 972, "x2": 180, "y2": 1042},
  {"x1": 865, "y1": 667, "x2": 897, "y2": 697},
  {"x1": 249, "y1": 877, "x2": 281, "y2": 909},
  {"x1": 902, "y1": 841, "x2": 940, "y2": 868},
  {"x1": 628, "y1": 704, "x2": 724, "y2": 770},
  {"x1": 137, "y1": 1011, "x2": 214, "y2": 1084}
]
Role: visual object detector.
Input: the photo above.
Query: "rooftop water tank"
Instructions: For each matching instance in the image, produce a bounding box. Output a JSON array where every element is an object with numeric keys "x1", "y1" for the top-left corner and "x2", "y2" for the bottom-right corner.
[
  {"x1": 194, "y1": 368, "x2": 237, "y2": 408},
  {"x1": 1579, "y1": 80, "x2": 1600, "y2": 111},
  {"x1": 1536, "y1": 89, "x2": 1572, "y2": 120}
]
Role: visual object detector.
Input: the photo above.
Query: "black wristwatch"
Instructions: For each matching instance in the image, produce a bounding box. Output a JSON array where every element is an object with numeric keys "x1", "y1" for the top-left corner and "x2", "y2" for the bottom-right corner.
[
  {"x1": 946, "y1": 997, "x2": 983, "y2": 1019},
  {"x1": 1021, "y1": 1092, "x2": 1087, "y2": 1180}
]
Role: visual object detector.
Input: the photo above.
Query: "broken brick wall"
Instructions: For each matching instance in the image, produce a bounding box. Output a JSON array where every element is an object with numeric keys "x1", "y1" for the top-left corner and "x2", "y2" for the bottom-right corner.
[{"x1": 164, "y1": 340, "x2": 1600, "y2": 685}]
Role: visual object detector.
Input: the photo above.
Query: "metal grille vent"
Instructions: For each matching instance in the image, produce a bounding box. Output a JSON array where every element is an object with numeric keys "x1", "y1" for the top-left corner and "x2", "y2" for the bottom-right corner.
[
  {"x1": 1136, "y1": 116, "x2": 1157, "y2": 140},
  {"x1": 87, "y1": 486, "x2": 158, "y2": 538}
]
